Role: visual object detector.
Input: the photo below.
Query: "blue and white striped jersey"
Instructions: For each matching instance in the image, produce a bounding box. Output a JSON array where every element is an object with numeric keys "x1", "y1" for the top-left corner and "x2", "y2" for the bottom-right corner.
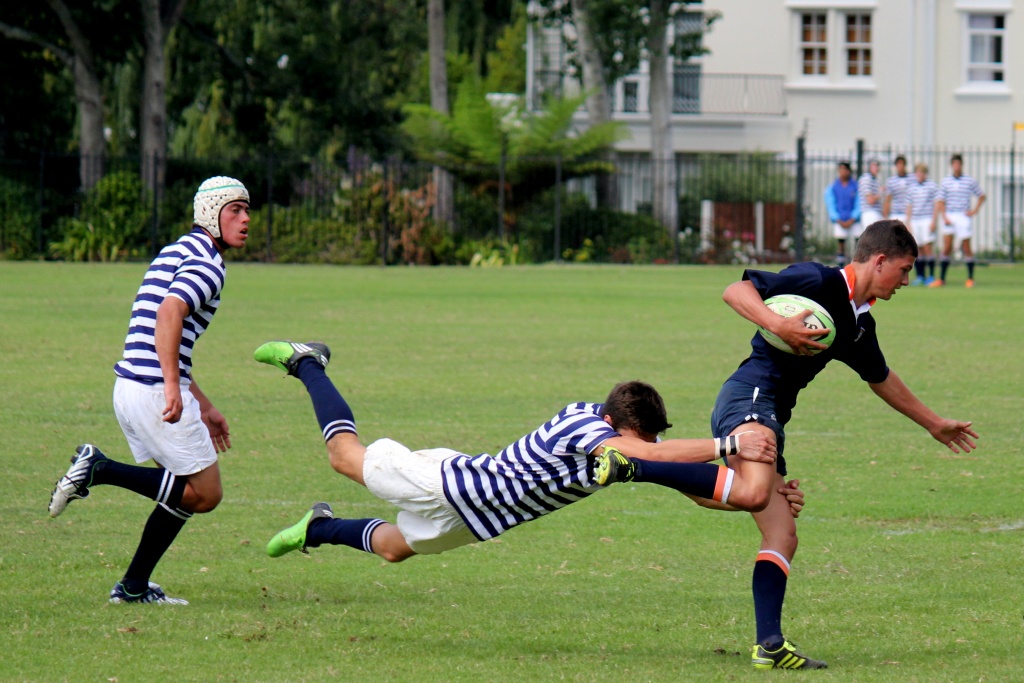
[
  {"x1": 114, "y1": 228, "x2": 226, "y2": 385},
  {"x1": 907, "y1": 179, "x2": 939, "y2": 219},
  {"x1": 441, "y1": 402, "x2": 618, "y2": 541},
  {"x1": 939, "y1": 174, "x2": 985, "y2": 213},
  {"x1": 885, "y1": 174, "x2": 912, "y2": 214},
  {"x1": 857, "y1": 173, "x2": 881, "y2": 212}
]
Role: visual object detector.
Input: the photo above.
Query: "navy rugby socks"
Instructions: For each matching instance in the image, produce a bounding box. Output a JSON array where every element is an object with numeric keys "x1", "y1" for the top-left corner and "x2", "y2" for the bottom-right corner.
[
  {"x1": 753, "y1": 551, "x2": 790, "y2": 648},
  {"x1": 631, "y1": 459, "x2": 733, "y2": 503},
  {"x1": 120, "y1": 503, "x2": 192, "y2": 595},
  {"x1": 306, "y1": 517, "x2": 386, "y2": 554},
  {"x1": 294, "y1": 357, "x2": 357, "y2": 441},
  {"x1": 93, "y1": 460, "x2": 187, "y2": 509}
]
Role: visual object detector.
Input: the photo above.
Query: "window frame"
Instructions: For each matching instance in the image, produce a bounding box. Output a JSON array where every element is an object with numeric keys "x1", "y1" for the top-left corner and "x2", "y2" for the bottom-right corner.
[{"x1": 963, "y1": 12, "x2": 1007, "y2": 84}]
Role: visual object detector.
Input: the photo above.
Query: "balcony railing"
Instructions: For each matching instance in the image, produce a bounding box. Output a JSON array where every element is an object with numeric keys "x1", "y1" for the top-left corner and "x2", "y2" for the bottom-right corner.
[
  {"x1": 530, "y1": 70, "x2": 787, "y2": 117},
  {"x1": 673, "y1": 72, "x2": 787, "y2": 116}
]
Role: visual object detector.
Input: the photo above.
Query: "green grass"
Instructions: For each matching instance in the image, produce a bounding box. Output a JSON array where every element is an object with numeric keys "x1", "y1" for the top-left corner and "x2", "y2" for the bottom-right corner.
[{"x1": 1, "y1": 261, "x2": 1022, "y2": 682}]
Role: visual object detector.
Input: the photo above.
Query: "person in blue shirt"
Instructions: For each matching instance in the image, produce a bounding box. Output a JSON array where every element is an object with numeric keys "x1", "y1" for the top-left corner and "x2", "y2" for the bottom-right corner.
[
  {"x1": 824, "y1": 161, "x2": 862, "y2": 266},
  {"x1": 599, "y1": 220, "x2": 978, "y2": 670}
]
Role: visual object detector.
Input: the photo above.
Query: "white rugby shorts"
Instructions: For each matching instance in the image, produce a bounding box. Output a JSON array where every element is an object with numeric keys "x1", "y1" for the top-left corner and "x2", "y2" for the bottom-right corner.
[
  {"x1": 940, "y1": 212, "x2": 973, "y2": 241},
  {"x1": 113, "y1": 377, "x2": 218, "y2": 476},
  {"x1": 362, "y1": 438, "x2": 477, "y2": 555},
  {"x1": 860, "y1": 209, "x2": 883, "y2": 230},
  {"x1": 833, "y1": 220, "x2": 863, "y2": 239},
  {"x1": 911, "y1": 217, "x2": 936, "y2": 246}
]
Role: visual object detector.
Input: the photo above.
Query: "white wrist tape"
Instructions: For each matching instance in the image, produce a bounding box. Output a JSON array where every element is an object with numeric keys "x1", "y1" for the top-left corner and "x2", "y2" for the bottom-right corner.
[{"x1": 714, "y1": 435, "x2": 740, "y2": 459}]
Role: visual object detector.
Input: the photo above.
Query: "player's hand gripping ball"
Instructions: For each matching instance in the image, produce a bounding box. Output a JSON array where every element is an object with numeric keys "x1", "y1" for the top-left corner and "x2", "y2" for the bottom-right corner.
[{"x1": 758, "y1": 294, "x2": 835, "y2": 355}]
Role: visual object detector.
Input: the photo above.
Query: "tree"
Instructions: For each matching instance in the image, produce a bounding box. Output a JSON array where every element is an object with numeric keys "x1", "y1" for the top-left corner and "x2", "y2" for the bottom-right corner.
[
  {"x1": 568, "y1": 0, "x2": 616, "y2": 209},
  {"x1": 402, "y1": 78, "x2": 625, "y2": 212},
  {"x1": 139, "y1": 0, "x2": 187, "y2": 198},
  {"x1": 0, "y1": 1, "x2": 106, "y2": 189},
  {"x1": 428, "y1": 0, "x2": 454, "y2": 229},
  {"x1": 536, "y1": 0, "x2": 716, "y2": 256}
]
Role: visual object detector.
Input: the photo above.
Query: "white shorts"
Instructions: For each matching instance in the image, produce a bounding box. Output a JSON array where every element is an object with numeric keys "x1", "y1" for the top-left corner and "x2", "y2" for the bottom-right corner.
[
  {"x1": 362, "y1": 438, "x2": 477, "y2": 555},
  {"x1": 860, "y1": 209, "x2": 883, "y2": 230},
  {"x1": 112, "y1": 377, "x2": 217, "y2": 476},
  {"x1": 940, "y1": 212, "x2": 972, "y2": 241},
  {"x1": 833, "y1": 221, "x2": 863, "y2": 239},
  {"x1": 911, "y1": 217, "x2": 936, "y2": 246}
]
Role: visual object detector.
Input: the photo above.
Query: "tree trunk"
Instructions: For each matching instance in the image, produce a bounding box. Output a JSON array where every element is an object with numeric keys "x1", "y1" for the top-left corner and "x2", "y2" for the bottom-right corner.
[
  {"x1": 140, "y1": 0, "x2": 188, "y2": 204},
  {"x1": 42, "y1": 0, "x2": 105, "y2": 191},
  {"x1": 648, "y1": 0, "x2": 678, "y2": 257},
  {"x1": 428, "y1": 0, "x2": 455, "y2": 230},
  {"x1": 569, "y1": 0, "x2": 617, "y2": 209}
]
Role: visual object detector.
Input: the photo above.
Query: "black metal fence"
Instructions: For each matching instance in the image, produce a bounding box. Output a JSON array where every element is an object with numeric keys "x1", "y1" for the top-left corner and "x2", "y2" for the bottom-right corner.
[{"x1": 1, "y1": 142, "x2": 1019, "y2": 265}]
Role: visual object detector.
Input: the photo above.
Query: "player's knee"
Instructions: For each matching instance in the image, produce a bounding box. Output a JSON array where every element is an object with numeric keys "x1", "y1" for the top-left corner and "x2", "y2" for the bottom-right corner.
[
  {"x1": 189, "y1": 489, "x2": 222, "y2": 513},
  {"x1": 730, "y1": 486, "x2": 771, "y2": 512},
  {"x1": 376, "y1": 547, "x2": 411, "y2": 563}
]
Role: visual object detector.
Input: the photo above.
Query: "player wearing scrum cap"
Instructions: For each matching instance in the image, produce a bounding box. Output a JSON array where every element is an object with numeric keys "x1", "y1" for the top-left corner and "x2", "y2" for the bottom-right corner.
[{"x1": 47, "y1": 176, "x2": 250, "y2": 604}]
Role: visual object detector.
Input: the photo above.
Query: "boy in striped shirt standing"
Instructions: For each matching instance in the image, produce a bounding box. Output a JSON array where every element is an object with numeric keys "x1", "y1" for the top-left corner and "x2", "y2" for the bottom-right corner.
[
  {"x1": 47, "y1": 177, "x2": 251, "y2": 604},
  {"x1": 906, "y1": 162, "x2": 940, "y2": 285},
  {"x1": 253, "y1": 342, "x2": 804, "y2": 564},
  {"x1": 883, "y1": 155, "x2": 912, "y2": 225},
  {"x1": 930, "y1": 154, "x2": 986, "y2": 288}
]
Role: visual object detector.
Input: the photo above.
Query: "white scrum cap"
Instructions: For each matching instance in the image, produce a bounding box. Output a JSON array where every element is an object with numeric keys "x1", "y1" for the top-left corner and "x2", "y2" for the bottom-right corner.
[{"x1": 193, "y1": 176, "x2": 250, "y2": 238}]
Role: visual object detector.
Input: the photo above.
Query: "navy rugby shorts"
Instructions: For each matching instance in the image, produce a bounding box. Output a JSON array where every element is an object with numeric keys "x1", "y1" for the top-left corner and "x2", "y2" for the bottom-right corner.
[{"x1": 710, "y1": 379, "x2": 788, "y2": 476}]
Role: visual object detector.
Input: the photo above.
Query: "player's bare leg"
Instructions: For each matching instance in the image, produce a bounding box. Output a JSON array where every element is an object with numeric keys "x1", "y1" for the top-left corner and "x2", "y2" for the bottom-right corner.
[
  {"x1": 181, "y1": 462, "x2": 223, "y2": 513},
  {"x1": 723, "y1": 422, "x2": 777, "y2": 511},
  {"x1": 326, "y1": 433, "x2": 367, "y2": 485},
  {"x1": 962, "y1": 237, "x2": 975, "y2": 287}
]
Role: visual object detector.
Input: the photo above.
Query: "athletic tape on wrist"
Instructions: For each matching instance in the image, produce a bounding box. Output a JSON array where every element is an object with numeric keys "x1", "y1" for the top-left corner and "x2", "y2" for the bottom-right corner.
[{"x1": 714, "y1": 436, "x2": 740, "y2": 459}]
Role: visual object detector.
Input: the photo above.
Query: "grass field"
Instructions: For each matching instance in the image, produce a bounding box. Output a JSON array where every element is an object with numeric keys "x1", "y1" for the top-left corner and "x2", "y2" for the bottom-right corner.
[{"x1": 1, "y1": 261, "x2": 1022, "y2": 682}]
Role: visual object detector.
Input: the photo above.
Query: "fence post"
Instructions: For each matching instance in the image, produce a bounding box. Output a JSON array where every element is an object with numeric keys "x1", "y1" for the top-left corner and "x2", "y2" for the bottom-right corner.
[
  {"x1": 380, "y1": 157, "x2": 390, "y2": 266},
  {"x1": 1011, "y1": 142, "x2": 1016, "y2": 263},
  {"x1": 498, "y1": 141, "x2": 507, "y2": 240},
  {"x1": 37, "y1": 150, "x2": 46, "y2": 256},
  {"x1": 266, "y1": 154, "x2": 274, "y2": 263},
  {"x1": 855, "y1": 138, "x2": 865, "y2": 179},
  {"x1": 554, "y1": 153, "x2": 562, "y2": 262},
  {"x1": 151, "y1": 151, "x2": 160, "y2": 258},
  {"x1": 794, "y1": 135, "x2": 806, "y2": 262}
]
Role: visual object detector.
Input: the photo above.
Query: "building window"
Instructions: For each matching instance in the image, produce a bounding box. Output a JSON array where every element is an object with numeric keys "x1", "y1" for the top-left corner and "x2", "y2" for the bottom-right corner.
[
  {"x1": 966, "y1": 13, "x2": 1005, "y2": 82},
  {"x1": 800, "y1": 12, "x2": 828, "y2": 75},
  {"x1": 845, "y1": 13, "x2": 872, "y2": 76},
  {"x1": 623, "y1": 81, "x2": 639, "y2": 113}
]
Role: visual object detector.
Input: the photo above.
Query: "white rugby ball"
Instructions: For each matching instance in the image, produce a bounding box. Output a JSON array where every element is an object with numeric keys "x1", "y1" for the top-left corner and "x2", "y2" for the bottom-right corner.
[{"x1": 757, "y1": 294, "x2": 835, "y2": 355}]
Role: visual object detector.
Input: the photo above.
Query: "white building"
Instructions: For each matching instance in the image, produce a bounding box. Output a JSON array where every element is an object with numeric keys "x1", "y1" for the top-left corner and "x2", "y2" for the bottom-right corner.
[
  {"x1": 528, "y1": 0, "x2": 1021, "y2": 152},
  {"x1": 526, "y1": 1, "x2": 1021, "y2": 255}
]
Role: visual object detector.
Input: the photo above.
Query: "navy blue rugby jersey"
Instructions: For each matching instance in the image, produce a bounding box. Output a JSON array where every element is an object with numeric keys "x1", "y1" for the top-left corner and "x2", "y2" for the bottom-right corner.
[{"x1": 726, "y1": 262, "x2": 889, "y2": 424}]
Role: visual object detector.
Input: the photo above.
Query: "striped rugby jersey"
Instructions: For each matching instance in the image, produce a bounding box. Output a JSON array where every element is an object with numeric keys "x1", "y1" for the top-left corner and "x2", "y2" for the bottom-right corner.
[
  {"x1": 885, "y1": 174, "x2": 912, "y2": 214},
  {"x1": 857, "y1": 173, "x2": 881, "y2": 212},
  {"x1": 441, "y1": 402, "x2": 618, "y2": 541},
  {"x1": 938, "y1": 174, "x2": 984, "y2": 213},
  {"x1": 906, "y1": 178, "x2": 939, "y2": 218},
  {"x1": 114, "y1": 228, "x2": 226, "y2": 385}
]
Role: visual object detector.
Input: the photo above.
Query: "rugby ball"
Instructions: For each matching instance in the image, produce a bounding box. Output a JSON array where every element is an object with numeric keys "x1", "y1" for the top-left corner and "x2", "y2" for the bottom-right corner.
[{"x1": 757, "y1": 294, "x2": 835, "y2": 355}]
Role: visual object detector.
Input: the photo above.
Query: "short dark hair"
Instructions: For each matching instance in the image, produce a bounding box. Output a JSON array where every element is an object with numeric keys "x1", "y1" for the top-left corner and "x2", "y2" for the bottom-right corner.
[
  {"x1": 895, "y1": 155, "x2": 906, "y2": 165},
  {"x1": 854, "y1": 219, "x2": 918, "y2": 261},
  {"x1": 837, "y1": 161, "x2": 851, "y2": 171},
  {"x1": 600, "y1": 381, "x2": 672, "y2": 435},
  {"x1": 951, "y1": 153, "x2": 963, "y2": 164}
]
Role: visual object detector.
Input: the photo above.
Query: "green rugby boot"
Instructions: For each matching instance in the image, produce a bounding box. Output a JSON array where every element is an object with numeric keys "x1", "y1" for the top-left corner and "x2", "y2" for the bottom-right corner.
[
  {"x1": 751, "y1": 640, "x2": 827, "y2": 670},
  {"x1": 267, "y1": 503, "x2": 334, "y2": 558},
  {"x1": 593, "y1": 447, "x2": 635, "y2": 486},
  {"x1": 254, "y1": 341, "x2": 331, "y2": 376}
]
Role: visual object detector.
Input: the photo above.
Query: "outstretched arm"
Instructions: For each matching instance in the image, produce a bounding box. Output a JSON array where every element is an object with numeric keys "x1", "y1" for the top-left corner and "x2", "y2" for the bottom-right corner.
[
  {"x1": 869, "y1": 370, "x2": 978, "y2": 453},
  {"x1": 600, "y1": 430, "x2": 777, "y2": 465}
]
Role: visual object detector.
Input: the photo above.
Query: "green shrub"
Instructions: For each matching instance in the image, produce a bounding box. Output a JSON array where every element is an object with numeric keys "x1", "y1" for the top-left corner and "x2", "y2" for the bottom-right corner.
[{"x1": 49, "y1": 171, "x2": 151, "y2": 261}]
